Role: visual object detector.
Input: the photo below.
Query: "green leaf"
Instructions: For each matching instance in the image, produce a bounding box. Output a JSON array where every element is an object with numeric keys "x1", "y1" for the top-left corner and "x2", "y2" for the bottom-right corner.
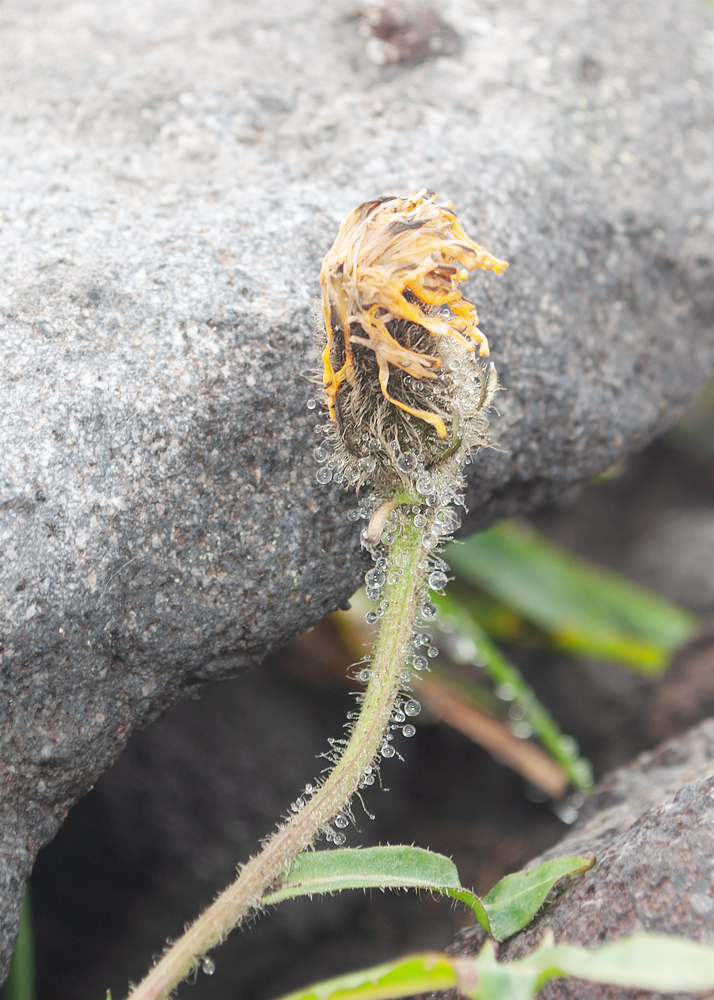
[
  {"x1": 536, "y1": 935, "x2": 714, "y2": 993},
  {"x1": 263, "y1": 848, "x2": 593, "y2": 945},
  {"x1": 461, "y1": 940, "x2": 541, "y2": 1000},
  {"x1": 262, "y1": 846, "x2": 462, "y2": 906},
  {"x1": 447, "y1": 520, "x2": 697, "y2": 672},
  {"x1": 480, "y1": 856, "x2": 595, "y2": 942},
  {"x1": 271, "y1": 934, "x2": 714, "y2": 1000},
  {"x1": 272, "y1": 953, "x2": 458, "y2": 1000}
]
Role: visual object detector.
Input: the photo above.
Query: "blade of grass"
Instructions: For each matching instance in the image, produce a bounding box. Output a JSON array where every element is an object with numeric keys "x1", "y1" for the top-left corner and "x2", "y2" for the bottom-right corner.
[
  {"x1": 418, "y1": 674, "x2": 568, "y2": 799},
  {"x1": 447, "y1": 521, "x2": 697, "y2": 672},
  {"x1": 2, "y1": 887, "x2": 35, "y2": 1000},
  {"x1": 434, "y1": 592, "x2": 593, "y2": 793}
]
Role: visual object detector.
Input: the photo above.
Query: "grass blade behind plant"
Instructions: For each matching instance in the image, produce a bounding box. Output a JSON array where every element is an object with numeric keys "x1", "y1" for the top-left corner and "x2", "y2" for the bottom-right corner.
[
  {"x1": 418, "y1": 674, "x2": 568, "y2": 799},
  {"x1": 2, "y1": 887, "x2": 35, "y2": 1000},
  {"x1": 433, "y1": 592, "x2": 593, "y2": 793},
  {"x1": 447, "y1": 521, "x2": 696, "y2": 672}
]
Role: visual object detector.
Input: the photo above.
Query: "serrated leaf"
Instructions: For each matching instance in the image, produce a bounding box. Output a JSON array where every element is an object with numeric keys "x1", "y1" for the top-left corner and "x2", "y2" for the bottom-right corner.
[
  {"x1": 447, "y1": 521, "x2": 696, "y2": 672},
  {"x1": 262, "y1": 846, "x2": 462, "y2": 906},
  {"x1": 272, "y1": 952, "x2": 458, "y2": 1000},
  {"x1": 480, "y1": 855, "x2": 595, "y2": 941}
]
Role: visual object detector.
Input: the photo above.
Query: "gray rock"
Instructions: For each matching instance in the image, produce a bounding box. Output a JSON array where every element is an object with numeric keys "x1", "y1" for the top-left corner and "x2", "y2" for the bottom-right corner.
[
  {"x1": 1, "y1": 0, "x2": 714, "y2": 979},
  {"x1": 448, "y1": 718, "x2": 714, "y2": 1000}
]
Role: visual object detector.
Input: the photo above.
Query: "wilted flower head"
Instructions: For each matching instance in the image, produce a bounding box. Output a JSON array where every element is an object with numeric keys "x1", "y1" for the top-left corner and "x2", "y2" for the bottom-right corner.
[{"x1": 317, "y1": 190, "x2": 508, "y2": 511}]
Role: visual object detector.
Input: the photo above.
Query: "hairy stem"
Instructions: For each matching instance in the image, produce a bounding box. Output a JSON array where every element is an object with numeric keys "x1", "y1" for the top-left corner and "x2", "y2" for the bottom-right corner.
[{"x1": 126, "y1": 517, "x2": 425, "y2": 1000}]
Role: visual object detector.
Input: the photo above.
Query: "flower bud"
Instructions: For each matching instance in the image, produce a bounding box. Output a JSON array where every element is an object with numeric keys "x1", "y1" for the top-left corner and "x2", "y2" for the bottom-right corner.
[{"x1": 318, "y1": 189, "x2": 508, "y2": 509}]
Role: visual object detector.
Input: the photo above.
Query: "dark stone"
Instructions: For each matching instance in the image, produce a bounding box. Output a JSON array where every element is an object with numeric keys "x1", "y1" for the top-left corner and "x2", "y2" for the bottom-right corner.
[{"x1": 1, "y1": 0, "x2": 714, "y2": 979}]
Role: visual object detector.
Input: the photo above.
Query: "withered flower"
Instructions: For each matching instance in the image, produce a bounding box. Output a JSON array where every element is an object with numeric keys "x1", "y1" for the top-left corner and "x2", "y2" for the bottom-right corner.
[{"x1": 318, "y1": 190, "x2": 508, "y2": 509}]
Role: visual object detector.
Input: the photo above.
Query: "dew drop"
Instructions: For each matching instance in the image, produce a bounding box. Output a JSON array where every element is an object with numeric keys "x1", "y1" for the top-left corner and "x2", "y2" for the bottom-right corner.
[
  {"x1": 358, "y1": 456, "x2": 376, "y2": 474},
  {"x1": 347, "y1": 509, "x2": 361, "y2": 522},
  {"x1": 381, "y1": 744, "x2": 395, "y2": 758},
  {"x1": 202, "y1": 958, "x2": 216, "y2": 976},
  {"x1": 496, "y1": 683, "x2": 516, "y2": 701},
  {"x1": 402, "y1": 724, "x2": 416, "y2": 737},
  {"x1": 387, "y1": 571, "x2": 401, "y2": 585},
  {"x1": 393, "y1": 710, "x2": 406, "y2": 723},
  {"x1": 365, "y1": 612, "x2": 378, "y2": 626},
  {"x1": 365, "y1": 569, "x2": 386, "y2": 590},
  {"x1": 428, "y1": 570, "x2": 448, "y2": 590},
  {"x1": 416, "y1": 475, "x2": 435, "y2": 495},
  {"x1": 397, "y1": 451, "x2": 418, "y2": 473},
  {"x1": 427, "y1": 645, "x2": 439, "y2": 658},
  {"x1": 334, "y1": 814, "x2": 349, "y2": 829},
  {"x1": 412, "y1": 380, "x2": 424, "y2": 391},
  {"x1": 366, "y1": 589, "x2": 381, "y2": 603},
  {"x1": 379, "y1": 599, "x2": 389, "y2": 612},
  {"x1": 404, "y1": 699, "x2": 421, "y2": 717},
  {"x1": 333, "y1": 832, "x2": 347, "y2": 846},
  {"x1": 363, "y1": 774, "x2": 375, "y2": 785},
  {"x1": 555, "y1": 802, "x2": 579, "y2": 825},
  {"x1": 314, "y1": 446, "x2": 328, "y2": 463},
  {"x1": 452, "y1": 636, "x2": 477, "y2": 663},
  {"x1": 510, "y1": 721, "x2": 534, "y2": 739},
  {"x1": 412, "y1": 655, "x2": 428, "y2": 671},
  {"x1": 413, "y1": 513, "x2": 427, "y2": 529},
  {"x1": 420, "y1": 602, "x2": 438, "y2": 620},
  {"x1": 316, "y1": 467, "x2": 333, "y2": 485},
  {"x1": 358, "y1": 666, "x2": 372, "y2": 681},
  {"x1": 306, "y1": 398, "x2": 318, "y2": 410}
]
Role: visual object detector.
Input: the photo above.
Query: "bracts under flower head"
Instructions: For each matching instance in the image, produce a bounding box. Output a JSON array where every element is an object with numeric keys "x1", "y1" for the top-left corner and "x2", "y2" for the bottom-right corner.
[{"x1": 318, "y1": 190, "x2": 508, "y2": 521}]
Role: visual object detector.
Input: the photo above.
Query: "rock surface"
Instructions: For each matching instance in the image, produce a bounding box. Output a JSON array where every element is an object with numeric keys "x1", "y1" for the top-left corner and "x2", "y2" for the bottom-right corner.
[
  {"x1": 448, "y1": 718, "x2": 714, "y2": 999},
  {"x1": 1, "y1": 0, "x2": 714, "y2": 979}
]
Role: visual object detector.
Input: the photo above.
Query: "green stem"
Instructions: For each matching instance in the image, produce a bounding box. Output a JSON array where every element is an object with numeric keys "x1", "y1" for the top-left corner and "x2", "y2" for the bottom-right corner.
[{"x1": 126, "y1": 517, "x2": 426, "y2": 1000}]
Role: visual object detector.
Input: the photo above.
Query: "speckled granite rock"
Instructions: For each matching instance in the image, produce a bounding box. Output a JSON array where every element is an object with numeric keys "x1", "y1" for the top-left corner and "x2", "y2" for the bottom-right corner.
[
  {"x1": 448, "y1": 718, "x2": 714, "y2": 999},
  {"x1": 1, "y1": 0, "x2": 714, "y2": 979}
]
